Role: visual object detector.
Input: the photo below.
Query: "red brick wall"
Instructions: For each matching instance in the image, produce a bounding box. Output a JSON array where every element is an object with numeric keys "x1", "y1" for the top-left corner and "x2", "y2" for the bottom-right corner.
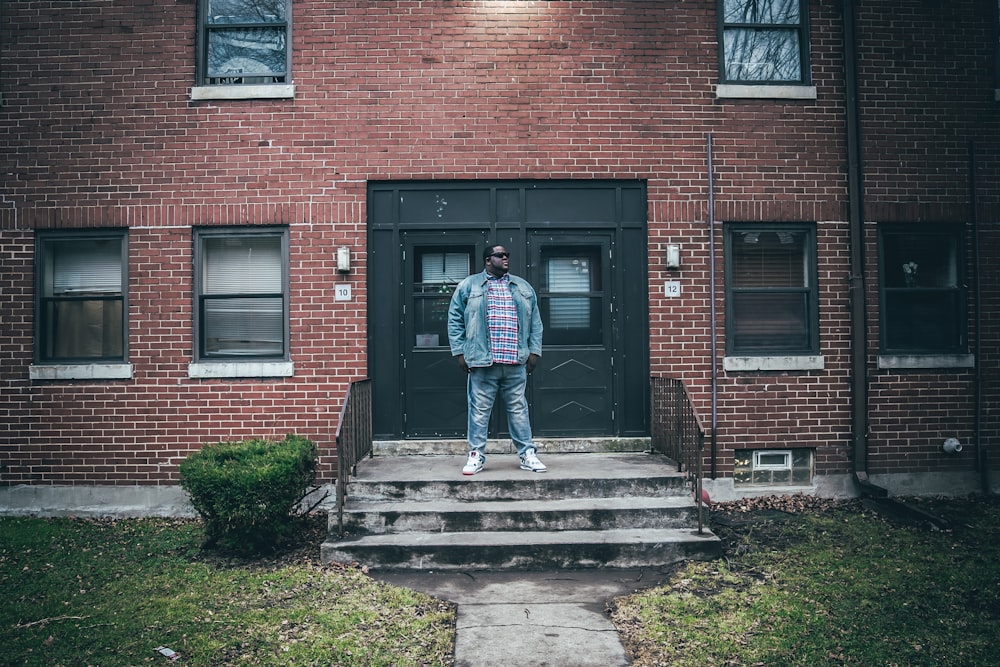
[{"x1": 1, "y1": 0, "x2": 997, "y2": 487}]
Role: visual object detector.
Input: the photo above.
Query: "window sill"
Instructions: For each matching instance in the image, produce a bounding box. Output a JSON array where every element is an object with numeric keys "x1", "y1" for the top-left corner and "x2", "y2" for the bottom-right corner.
[
  {"x1": 878, "y1": 354, "x2": 974, "y2": 370},
  {"x1": 188, "y1": 361, "x2": 294, "y2": 379},
  {"x1": 190, "y1": 84, "x2": 295, "y2": 101},
  {"x1": 723, "y1": 355, "x2": 824, "y2": 372},
  {"x1": 716, "y1": 84, "x2": 817, "y2": 100},
  {"x1": 30, "y1": 363, "x2": 134, "y2": 381}
]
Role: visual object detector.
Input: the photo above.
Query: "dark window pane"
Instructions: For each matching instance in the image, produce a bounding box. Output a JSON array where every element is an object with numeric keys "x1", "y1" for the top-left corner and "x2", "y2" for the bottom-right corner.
[
  {"x1": 723, "y1": 29, "x2": 801, "y2": 81},
  {"x1": 207, "y1": 0, "x2": 285, "y2": 24},
  {"x1": 882, "y1": 234, "x2": 959, "y2": 289},
  {"x1": 542, "y1": 297, "x2": 603, "y2": 345},
  {"x1": 723, "y1": 0, "x2": 800, "y2": 24},
  {"x1": 732, "y1": 292, "x2": 809, "y2": 350},
  {"x1": 207, "y1": 28, "x2": 286, "y2": 79},
  {"x1": 884, "y1": 291, "x2": 963, "y2": 351},
  {"x1": 44, "y1": 299, "x2": 123, "y2": 359}
]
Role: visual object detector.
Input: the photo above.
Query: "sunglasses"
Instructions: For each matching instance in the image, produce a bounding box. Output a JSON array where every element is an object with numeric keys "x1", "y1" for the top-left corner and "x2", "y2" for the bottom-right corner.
[{"x1": 490, "y1": 252, "x2": 510, "y2": 259}]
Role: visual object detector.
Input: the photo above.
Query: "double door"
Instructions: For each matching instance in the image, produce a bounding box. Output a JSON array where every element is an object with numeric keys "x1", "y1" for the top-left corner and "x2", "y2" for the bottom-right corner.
[
  {"x1": 401, "y1": 232, "x2": 616, "y2": 439},
  {"x1": 368, "y1": 181, "x2": 649, "y2": 441}
]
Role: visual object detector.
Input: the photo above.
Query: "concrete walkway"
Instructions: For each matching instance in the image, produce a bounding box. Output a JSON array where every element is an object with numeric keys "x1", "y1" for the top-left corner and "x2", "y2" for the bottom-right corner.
[{"x1": 376, "y1": 568, "x2": 673, "y2": 667}]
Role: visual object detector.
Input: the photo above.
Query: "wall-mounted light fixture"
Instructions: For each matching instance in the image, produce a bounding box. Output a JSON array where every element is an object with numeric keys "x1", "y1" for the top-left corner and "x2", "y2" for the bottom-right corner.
[
  {"x1": 337, "y1": 246, "x2": 351, "y2": 274},
  {"x1": 665, "y1": 243, "x2": 681, "y2": 269}
]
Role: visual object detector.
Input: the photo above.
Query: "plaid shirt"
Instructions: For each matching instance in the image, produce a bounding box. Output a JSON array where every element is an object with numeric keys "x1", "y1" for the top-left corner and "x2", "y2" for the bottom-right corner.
[{"x1": 485, "y1": 273, "x2": 519, "y2": 364}]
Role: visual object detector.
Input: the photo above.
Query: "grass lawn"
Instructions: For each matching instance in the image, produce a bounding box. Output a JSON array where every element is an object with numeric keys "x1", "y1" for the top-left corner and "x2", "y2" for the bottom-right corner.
[
  {"x1": 3, "y1": 496, "x2": 998, "y2": 666},
  {"x1": 1, "y1": 516, "x2": 454, "y2": 666},
  {"x1": 611, "y1": 495, "x2": 1000, "y2": 667}
]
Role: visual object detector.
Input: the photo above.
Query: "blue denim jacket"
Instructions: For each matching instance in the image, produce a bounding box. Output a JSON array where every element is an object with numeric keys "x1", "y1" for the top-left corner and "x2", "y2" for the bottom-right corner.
[{"x1": 448, "y1": 271, "x2": 543, "y2": 368}]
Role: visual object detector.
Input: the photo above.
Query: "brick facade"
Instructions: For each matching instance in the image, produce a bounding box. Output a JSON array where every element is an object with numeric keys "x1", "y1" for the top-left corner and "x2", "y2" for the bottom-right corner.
[{"x1": 1, "y1": 1, "x2": 997, "y2": 499}]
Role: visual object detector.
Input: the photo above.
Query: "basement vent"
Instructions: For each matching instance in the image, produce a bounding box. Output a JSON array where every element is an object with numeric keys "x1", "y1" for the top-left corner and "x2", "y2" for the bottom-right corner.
[{"x1": 735, "y1": 449, "x2": 814, "y2": 486}]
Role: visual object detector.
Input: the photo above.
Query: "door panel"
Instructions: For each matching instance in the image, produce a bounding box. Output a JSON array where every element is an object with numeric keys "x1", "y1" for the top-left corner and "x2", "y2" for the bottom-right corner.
[
  {"x1": 528, "y1": 234, "x2": 615, "y2": 436},
  {"x1": 401, "y1": 234, "x2": 483, "y2": 437}
]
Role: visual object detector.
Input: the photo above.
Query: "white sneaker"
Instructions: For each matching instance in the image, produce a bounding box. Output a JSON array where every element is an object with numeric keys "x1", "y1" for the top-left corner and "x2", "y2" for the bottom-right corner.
[
  {"x1": 462, "y1": 451, "x2": 485, "y2": 475},
  {"x1": 519, "y1": 449, "x2": 547, "y2": 473}
]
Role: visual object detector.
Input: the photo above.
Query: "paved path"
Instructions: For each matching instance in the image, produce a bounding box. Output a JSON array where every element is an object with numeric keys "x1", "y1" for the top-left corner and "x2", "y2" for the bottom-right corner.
[{"x1": 376, "y1": 568, "x2": 672, "y2": 667}]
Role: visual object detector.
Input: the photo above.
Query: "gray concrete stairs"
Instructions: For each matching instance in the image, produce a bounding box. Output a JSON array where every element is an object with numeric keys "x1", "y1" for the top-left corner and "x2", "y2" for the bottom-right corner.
[{"x1": 320, "y1": 440, "x2": 720, "y2": 570}]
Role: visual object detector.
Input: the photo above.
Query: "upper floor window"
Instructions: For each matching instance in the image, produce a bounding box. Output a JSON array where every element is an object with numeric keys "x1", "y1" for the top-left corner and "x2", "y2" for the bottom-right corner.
[
  {"x1": 724, "y1": 224, "x2": 819, "y2": 356},
  {"x1": 36, "y1": 231, "x2": 128, "y2": 363},
  {"x1": 879, "y1": 225, "x2": 966, "y2": 355},
  {"x1": 197, "y1": 0, "x2": 291, "y2": 86},
  {"x1": 719, "y1": 0, "x2": 810, "y2": 84},
  {"x1": 194, "y1": 227, "x2": 289, "y2": 361}
]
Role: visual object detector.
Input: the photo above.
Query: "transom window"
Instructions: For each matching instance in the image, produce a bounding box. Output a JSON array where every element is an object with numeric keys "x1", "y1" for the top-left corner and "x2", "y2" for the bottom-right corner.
[
  {"x1": 724, "y1": 224, "x2": 818, "y2": 355},
  {"x1": 719, "y1": 0, "x2": 810, "y2": 83},
  {"x1": 194, "y1": 227, "x2": 289, "y2": 360},
  {"x1": 35, "y1": 231, "x2": 128, "y2": 363},
  {"x1": 878, "y1": 225, "x2": 966, "y2": 355},
  {"x1": 197, "y1": 0, "x2": 291, "y2": 86}
]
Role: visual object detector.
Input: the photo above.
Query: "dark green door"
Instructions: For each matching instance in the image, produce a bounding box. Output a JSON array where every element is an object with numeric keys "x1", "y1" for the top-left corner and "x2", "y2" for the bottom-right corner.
[
  {"x1": 401, "y1": 232, "x2": 484, "y2": 438},
  {"x1": 527, "y1": 232, "x2": 615, "y2": 436}
]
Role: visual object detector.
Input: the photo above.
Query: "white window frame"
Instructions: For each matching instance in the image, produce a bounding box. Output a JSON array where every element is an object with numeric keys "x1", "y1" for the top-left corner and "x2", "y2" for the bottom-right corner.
[
  {"x1": 191, "y1": 0, "x2": 294, "y2": 101},
  {"x1": 190, "y1": 227, "x2": 291, "y2": 377},
  {"x1": 717, "y1": 0, "x2": 814, "y2": 99},
  {"x1": 31, "y1": 230, "x2": 131, "y2": 380}
]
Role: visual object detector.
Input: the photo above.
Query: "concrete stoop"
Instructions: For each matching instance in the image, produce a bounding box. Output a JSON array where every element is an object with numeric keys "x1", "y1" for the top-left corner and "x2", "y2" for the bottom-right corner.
[{"x1": 321, "y1": 446, "x2": 720, "y2": 570}]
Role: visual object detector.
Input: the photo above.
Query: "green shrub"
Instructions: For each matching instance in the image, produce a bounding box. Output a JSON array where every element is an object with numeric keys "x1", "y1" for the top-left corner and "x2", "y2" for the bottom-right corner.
[{"x1": 179, "y1": 434, "x2": 319, "y2": 553}]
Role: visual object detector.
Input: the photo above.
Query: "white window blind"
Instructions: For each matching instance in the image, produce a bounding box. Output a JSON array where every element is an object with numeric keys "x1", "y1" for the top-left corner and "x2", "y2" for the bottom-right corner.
[
  {"x1": 421, "y1": 253, "x2": 469, "y2": 283},
  {"x1": 547, "y1": 257, "x2": 591, "y2": 329},
  {"x1": 52, "y1": 240, "x2": 122, "y2": 294},
  {"x1": 203, "y1": 236, "x2": 281, "y2": 294}
]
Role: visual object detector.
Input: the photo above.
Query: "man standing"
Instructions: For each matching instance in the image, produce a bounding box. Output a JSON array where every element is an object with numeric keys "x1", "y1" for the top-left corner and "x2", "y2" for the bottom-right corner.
[{"x1": 448, "y1": 243, "x2": 547, "y2": 475}]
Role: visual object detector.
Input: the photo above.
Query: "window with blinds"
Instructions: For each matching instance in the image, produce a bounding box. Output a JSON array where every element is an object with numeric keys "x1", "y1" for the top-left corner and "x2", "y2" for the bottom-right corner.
[
  {"x1": 878, "y1": 225, "x2": 966, "y2": 354},
  {"x1": 195, "y1": 228, "x2": 288, "y2": 359},
  {"x1": 539, "y1": 247, "x2": 603, "y2": 346},
  {"x1": 413, "y1": 248, "x2": 472, "y2": 347},
  {"x1": 36, "y1": 232, "x2": 127, "y2": 362},
  {"x1": 724, "y1": 224, "x2": 817, "y2": 355}
]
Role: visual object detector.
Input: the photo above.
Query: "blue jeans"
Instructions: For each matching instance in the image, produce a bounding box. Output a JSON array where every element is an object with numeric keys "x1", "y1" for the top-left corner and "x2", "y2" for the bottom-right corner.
[{"x1": 467, "y1": 363, "x2": 536, "y2": 457}]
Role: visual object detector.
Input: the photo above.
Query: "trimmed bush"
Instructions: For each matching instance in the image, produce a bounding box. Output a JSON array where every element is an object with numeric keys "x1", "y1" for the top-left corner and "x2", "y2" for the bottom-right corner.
[{"x1": 179, "y1": 434, "x2": 319, "y2": 552}]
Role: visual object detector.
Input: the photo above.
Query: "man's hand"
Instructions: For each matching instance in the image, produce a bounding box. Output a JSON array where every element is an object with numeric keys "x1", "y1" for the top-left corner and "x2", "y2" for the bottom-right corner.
[
  {"x1": 525, "y1": 353, "x2": 540, "y2": 374},
  {"x1": 456, "y1": 354, "x2": 470, "y2": 374}
]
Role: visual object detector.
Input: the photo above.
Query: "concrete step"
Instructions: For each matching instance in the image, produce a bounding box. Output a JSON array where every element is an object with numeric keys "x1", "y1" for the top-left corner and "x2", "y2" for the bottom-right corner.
[
  {"x1": 336, "y1": 451, "x2": 692, "y2": 503},
  {"x1": 321, "y1": 527, "x2": 721, "y2": 571},
  {"x1": 373, "y1": 437, "x2": 651, "y2": 456},
  {"x1": 322, "y1": 451, "x2": 720, "y2": 570},
  {"x1": 342, "y1": 496, "x2": 699, "y2": 534}
]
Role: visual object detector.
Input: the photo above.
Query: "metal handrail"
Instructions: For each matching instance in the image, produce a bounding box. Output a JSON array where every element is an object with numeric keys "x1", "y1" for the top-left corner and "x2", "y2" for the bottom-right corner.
[
  {"x1": 650, "y1": 376, "x2": 707, "y2": 534},
  {"x1": 335, "y1": 378, "x2": 373, "y2": 538}
]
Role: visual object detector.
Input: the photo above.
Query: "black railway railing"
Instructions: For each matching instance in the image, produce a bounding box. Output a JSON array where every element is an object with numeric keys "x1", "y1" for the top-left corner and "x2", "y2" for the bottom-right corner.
[
  {"x1": 335, "y1": 378, "x2": 373, "y2": 538},
  {"x1": 650, "y1": 376, "x2": 707, "y2": 534}
]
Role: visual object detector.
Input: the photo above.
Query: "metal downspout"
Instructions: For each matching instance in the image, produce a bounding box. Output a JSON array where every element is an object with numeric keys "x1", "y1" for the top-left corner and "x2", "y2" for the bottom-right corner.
[
  {"x1": 843, "y1": 0, "x2": 887, "y2": 497},
  {"x1": 707, "y1": 134, "x2": 718, "y2": 479},
  {"x1": 971, "y1": 141, "x2": 988, "y2": 493}
]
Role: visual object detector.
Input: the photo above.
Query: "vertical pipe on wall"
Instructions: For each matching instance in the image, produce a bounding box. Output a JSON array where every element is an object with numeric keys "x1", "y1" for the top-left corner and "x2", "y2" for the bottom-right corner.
[
  {"x1": 843, "y1": 0, "x2": 887, "y2": 497},
  {"x1": 970, "y1": 141, "x2": 988, "y2": 493},
  {"x1": 707, "y1": 134, "x2": 718, "y2": 479}
]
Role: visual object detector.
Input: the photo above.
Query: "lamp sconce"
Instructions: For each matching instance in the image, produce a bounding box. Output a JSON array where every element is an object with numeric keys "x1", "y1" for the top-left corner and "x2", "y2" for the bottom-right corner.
[
  {"x1": 337, "y1": 246, "x2": 351, "y2": 274},
  {"x1": 665, "y1": 243, "x2": 681, "y2": 270}
]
